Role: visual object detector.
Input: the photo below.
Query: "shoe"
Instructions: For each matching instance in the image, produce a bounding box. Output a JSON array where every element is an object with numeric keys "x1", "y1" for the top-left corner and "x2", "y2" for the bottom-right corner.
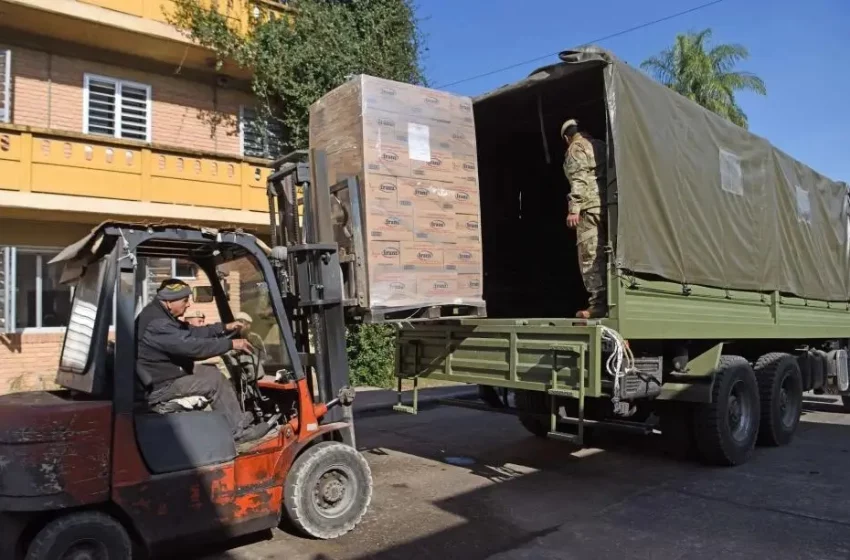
[
  {"x1": 235, "y1": 422, "x2": 272, "y2": 444},
  {"x1": 575, "y1": 307, "x2": 607, "y2": 319}
]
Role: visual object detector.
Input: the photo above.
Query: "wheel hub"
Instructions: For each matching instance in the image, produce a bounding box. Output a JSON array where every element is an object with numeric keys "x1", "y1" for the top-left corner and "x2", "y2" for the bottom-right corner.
[
  {"x1": 314, "y1": 469, "x2": 352, "y2": 516},
  {"x1": 63, "y1": 540, "x2": 106, "y2": 560}
]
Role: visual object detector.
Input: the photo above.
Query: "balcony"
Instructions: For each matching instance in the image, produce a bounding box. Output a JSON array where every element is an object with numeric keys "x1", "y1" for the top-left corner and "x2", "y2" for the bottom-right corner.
[
  {"x1": 0, "y1": 123, "x2": 273, "y2": 227},
  {"x1": 0, "y1": 0, "x2": 290, "y2": 80}
]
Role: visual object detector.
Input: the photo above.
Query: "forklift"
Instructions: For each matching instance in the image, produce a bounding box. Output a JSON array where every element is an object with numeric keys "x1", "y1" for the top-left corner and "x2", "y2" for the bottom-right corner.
[{"x1": 0, "y1": 152, "x2": 371, "y2": 559}]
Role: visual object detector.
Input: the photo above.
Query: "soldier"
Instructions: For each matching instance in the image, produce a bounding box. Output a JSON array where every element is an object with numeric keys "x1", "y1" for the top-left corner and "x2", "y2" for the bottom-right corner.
[{"x1": 562, "y1": 118, "x2": 607, "y2": 319}]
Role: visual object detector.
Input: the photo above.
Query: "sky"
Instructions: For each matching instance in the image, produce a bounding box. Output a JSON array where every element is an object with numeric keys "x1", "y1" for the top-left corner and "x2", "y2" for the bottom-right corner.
[{"x1": 414, "y1": 0, "x2": 850, "y2": 183}]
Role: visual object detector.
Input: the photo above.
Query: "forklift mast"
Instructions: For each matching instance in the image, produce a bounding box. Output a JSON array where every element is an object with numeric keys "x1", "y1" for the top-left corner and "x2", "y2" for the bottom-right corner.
[{"x1": 266, "y1": 149, "x2": 355, "y2": 437}]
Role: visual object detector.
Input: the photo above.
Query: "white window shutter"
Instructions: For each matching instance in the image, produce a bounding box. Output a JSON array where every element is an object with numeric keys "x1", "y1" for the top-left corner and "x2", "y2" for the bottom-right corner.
[
  {"x1": 119, "y1": 82, "x2": 149, "y2": 141},
  {"x1": 241, "y1": 106, "x2": 284, "y2": 159},
  {"x1": 84, "y1": 74, "x2": 150, "y2": 141},
  {"x1": 0, "y1": 49, "x2": 11, "y2": 123},
  {"x1": 86, "y1": 76, "x2": 118, "y2": 137}
]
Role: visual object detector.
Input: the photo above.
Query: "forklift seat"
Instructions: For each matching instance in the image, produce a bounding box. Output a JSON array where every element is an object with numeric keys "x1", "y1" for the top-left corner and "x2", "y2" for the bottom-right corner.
[{"x1": 151, "y1": 395, "x2": 211, "y2": 414}]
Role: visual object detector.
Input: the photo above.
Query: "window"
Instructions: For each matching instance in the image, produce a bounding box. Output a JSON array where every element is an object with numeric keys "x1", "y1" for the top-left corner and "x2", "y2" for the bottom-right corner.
[
  {"x1": 84, "y1": 74, "x2": 151, "y2": 142},
  {"x1": 0, "y1": 48, "x2": 10, "y2": 123},
  {"x1": 140, "y1": 258, "x2": 198, "y2": 304},
  {"x1": 240, "y1": 106, "x2": 284, "y2": 159},
  {"x1": 0, "y1": 247, "x2": 73, "y2": 332}
]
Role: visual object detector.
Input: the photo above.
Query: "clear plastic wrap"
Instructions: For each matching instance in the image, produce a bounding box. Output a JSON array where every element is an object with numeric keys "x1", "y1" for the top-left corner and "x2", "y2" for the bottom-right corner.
[{"x1": 310, "y1": 75, "x2": 484, "y2": 318}]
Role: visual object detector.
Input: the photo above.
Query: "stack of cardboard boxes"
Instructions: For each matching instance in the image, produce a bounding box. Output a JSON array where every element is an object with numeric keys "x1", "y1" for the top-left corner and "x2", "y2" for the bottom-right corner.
[{"x1": 310, "y1": 75, "x2": 484, "y2": 316}]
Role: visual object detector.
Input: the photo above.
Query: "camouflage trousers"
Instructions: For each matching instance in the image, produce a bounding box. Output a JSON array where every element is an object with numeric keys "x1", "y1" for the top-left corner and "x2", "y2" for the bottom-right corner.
[{"x1": 576, "y1": 208, "x2": 606, "y2": 310}]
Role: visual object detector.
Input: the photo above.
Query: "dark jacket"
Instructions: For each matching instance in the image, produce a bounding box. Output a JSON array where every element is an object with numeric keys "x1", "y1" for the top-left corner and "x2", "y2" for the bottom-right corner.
[{"x1": 135, "y1": 300, "x2": 233, "y2": 389}]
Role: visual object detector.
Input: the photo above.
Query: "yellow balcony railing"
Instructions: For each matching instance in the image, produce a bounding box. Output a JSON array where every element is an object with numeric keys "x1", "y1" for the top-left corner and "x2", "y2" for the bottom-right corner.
[{"x1": 0, "y1": 124, "x2": 272, "y2": 214}]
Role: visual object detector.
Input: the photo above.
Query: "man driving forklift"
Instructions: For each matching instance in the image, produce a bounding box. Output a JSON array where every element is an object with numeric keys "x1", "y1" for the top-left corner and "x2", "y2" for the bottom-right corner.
[{"x1": 136, "y1": 279, "x2": 270, "y2": 443}]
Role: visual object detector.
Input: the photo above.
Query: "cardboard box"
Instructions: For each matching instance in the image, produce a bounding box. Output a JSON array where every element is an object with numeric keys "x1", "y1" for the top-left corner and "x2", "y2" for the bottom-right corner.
[
  {"x1": 410, "y1": 150, "x2": 454, "y2": 183},
  {"x1": 364, "y1": 175, "x2": 399, "y2": 208},
  {"x1": 456, "y1": 213, "x2": 481, "y2": 242},
  {"x1": 458, "y1": 273, "x2": 483, "y2": 298},
  {"x1": 452, "y1": 98, "x2": 475, "y2": 127},
  {"x1": 364, "y1": 141, "x2": 410, "y2": 177},
  {"x1": 447, "y1": 185, "x2": 480, "y2": 213},
  {"x1": 413, "y1": 209, "x2": 456, "y2": 243},
  {"x1": 369, "y1": 241, "x2": 401, "y2": 271},
  {"x1": 397, "y1": 178, "x2": 454, "y2": 212},
  {"x1": 417, "y1": 272, "x2": 459, "y2": 302},
  {"x1": 401, "y1": 241, "x2": 444, "y2": 271},
  {"x1": 367, "y1": 204, "x2": 414, "y2": 242},
  {"x1": 452, "y1": 154, "x2": 479, "y2": 187},
  {"x1": 445, "y1": 244, "x2": 482, "y2": 273},
  {"x1": 369, "y1": 271, "x2": 419, "y2": 307}
]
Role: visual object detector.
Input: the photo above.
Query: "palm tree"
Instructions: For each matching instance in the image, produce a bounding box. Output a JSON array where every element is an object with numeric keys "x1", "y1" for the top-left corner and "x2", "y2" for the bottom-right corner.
[{"x1": 640, "y1": 28, "x2": 766, "y2": 129}]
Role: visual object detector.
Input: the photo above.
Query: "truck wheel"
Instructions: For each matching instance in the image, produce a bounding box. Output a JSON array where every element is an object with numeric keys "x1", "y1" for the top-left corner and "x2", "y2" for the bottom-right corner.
[
  {"x1": 694, "y1": 356, "x2": 760, "y2": 466},
  {"x1": 514, "y1": 390, "x2": 548, "y2": 438},
  {"x1": 283, "y1": 441, "x2": 373, "y2": 539},
  {"x1": 754, "y1": 353, "x2": 803, "y2": 447},
  {"x1": 25, "y1": 511, "x2": 132, "y2": 560}
]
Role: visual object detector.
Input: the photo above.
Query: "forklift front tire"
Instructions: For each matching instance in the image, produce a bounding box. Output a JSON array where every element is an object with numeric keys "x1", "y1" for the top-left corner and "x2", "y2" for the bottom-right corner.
[
  {"x1": 25, "y1": 510, "x2": 132, "y2": 560},
  {"x1": 283, "y1": 441, "x2": 373, "y2": 539}
]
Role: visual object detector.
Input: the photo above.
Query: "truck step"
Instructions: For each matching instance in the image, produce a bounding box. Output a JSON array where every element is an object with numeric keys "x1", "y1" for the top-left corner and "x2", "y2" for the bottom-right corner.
[
  {"x1": 547, "y1": 431, "x2": 582, "y2": 444},
  {"x1": 548, "y1": 388, "x2": 581, "y2": 398}
]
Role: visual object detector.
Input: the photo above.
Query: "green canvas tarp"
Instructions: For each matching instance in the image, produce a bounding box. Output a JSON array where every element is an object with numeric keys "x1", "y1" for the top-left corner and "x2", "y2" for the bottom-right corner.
[{"x1": 478, "y1": 46, "x2": 849, "y2": 302}]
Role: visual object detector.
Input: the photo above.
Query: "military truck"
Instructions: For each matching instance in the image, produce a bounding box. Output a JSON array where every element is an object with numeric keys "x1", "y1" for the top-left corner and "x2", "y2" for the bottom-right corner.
[{"x1": 392, "y1": 47, "x2": 850, "y2": 466}]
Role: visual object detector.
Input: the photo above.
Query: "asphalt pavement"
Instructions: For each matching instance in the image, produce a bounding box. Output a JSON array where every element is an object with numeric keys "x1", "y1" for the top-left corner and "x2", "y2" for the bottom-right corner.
[{"x1": 204, "y1": 394, "x2": 850, "y2": 560}]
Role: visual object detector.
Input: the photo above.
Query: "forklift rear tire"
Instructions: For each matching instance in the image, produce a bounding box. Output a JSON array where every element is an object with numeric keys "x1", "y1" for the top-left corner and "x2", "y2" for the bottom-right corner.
[
  {"x1": 283, "y1": 441, "x2": 373, "y2": 539},
  {"x1": 25, "y1": 511, "x2": 132, "y2": 560}
]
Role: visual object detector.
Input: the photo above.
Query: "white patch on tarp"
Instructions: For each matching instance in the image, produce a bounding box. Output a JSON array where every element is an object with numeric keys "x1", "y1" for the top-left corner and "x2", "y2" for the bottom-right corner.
[
  {"x1": 719, "y1": 148, "x2": 744, "y2": 196},
  {"x1": 795, "y1": 185, "x2": 812, "y2": 224},
  {"x1": 408, "y1": 123, "x2": 431, "y2": 162}
]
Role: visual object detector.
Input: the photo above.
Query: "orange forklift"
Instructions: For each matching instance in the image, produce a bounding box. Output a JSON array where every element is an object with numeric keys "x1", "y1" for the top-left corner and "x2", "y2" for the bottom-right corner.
[{"x1": 0, "y1": 152, "x2": 373, "y2": 559}]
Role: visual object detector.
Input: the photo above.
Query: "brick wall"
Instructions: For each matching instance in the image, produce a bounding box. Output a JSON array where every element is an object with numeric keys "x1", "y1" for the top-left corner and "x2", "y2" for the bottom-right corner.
[{"x1": 8, "y1": 45, "x2": 255, "y2": 156}]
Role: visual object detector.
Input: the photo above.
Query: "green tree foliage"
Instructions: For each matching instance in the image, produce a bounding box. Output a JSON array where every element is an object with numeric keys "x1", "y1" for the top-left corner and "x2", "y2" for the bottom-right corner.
[
  {"x1": 169, "y1": 0, "x2": 426, "y2": 150},
  {"x1": 170, "y1": 0, "x2": 423, "y2": 386},
  {"x1": 346, "y1": 323, "x2": 397, "y2": 388},
  {"x1": 641, "y1": 28, "x2": 767, "y2": 129}
]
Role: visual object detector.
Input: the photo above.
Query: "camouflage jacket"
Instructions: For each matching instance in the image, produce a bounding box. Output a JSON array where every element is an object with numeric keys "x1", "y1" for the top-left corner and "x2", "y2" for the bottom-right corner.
[{"x1": 564, "y1": 133, "x2": 606, "y2": 214}]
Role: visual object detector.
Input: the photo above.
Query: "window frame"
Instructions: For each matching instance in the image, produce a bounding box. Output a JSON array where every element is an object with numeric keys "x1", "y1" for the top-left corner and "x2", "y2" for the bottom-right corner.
[
  {"x1": 83, "y1": 73, "x2": 152, "y2": 142},
  {"x1": 0, "y1": 48, "x2": 10, "y2": 124},
  {"x1": 239, "y1": 104, "x2": 283, "y2": 160},
  {"x1": 6, "y1": 246, "x2": 70, "y2": 334}
]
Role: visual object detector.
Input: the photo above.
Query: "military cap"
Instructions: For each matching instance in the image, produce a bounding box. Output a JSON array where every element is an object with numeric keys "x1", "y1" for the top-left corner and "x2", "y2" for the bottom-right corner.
[
  {"x1": 560, "y1": 118, "x2": 578, "y2": 138},
  {"x1": 235, "y1": 311, "x2": 253, "y2": 324},
  {"x1": 184, "y1": 309, "x2": 205, "y2": 319}
]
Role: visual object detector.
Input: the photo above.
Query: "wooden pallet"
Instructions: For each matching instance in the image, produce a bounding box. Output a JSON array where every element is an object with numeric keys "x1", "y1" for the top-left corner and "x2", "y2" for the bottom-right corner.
[{"x1": 362, "y1": 303, "x2": 486, "y2": 324}]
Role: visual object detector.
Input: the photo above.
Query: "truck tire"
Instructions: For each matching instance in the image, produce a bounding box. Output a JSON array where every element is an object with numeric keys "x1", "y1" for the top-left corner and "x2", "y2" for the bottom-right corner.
[
  {"x1": 693, "y1": 355, "x2": 760, "y2": 466},
  {"x1": 754, "y1": 353, "x2": 803, "y2": 447},
  {"x1": 514, "y1": 390, "x2": 548, "y2": 438},
  {"x1": 25, "y1": 511, "x2": 132, "y2": 560},
  {"x1": 283, "y1": 441, "x2": 373, "y2": 539}
]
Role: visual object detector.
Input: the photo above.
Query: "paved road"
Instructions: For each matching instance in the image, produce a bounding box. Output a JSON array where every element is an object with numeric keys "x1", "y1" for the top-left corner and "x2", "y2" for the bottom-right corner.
[{"x1": 204, "y1": 395, "x2": 850, "y2": 560}]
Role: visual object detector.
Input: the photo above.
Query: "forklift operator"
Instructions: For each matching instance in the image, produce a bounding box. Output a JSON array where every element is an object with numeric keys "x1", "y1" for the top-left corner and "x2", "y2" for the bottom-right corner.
[{"x1": 136, "y1": 279, "x2": 266, "y2": 443}]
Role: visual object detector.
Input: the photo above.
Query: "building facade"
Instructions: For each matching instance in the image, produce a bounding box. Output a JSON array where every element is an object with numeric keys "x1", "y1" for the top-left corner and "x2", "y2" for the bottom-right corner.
[{"x1": 0, "y1": 0, "x2": 286, "y2": 392}]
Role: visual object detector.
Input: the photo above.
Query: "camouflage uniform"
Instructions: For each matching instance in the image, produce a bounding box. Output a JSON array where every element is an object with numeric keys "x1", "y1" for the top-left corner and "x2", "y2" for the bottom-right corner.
[{"x1": 563, "y1": 127, "x2": 607, "y2": 315}]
